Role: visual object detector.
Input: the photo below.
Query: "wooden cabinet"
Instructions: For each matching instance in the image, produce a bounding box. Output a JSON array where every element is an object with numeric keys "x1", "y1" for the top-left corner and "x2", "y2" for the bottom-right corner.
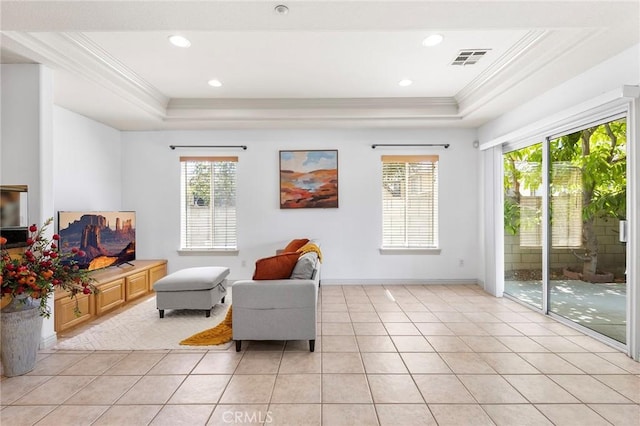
[
  {"x1": 55, "y1": 292, "x2": 94, "y2": 333},
  {"x1": 126, "y1": 271, "x2": 148, "y2": 301},
  {"x1": 96, "y1": 278, "x2": 125, "y2": 315},
  {"x1": 54, "y1": 259, "x2": 167, "y2": 333}
]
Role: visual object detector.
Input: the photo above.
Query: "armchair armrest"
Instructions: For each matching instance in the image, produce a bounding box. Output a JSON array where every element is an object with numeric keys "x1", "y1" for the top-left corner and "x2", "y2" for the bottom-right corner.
[{"x1": 232, "y1": 279, "x2": 317, "y2": 310}]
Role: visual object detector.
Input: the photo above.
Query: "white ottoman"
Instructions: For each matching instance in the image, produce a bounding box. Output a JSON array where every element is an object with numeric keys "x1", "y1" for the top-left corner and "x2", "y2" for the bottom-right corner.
[{"x1": 153, "y1": 267, "x2": 229, "y2": 318}]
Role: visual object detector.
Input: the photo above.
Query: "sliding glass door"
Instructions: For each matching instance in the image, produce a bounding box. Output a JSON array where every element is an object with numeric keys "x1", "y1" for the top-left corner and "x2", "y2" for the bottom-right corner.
[
  {"x1": 503, "y1": 117, "x2": 627, "y2": 345},
  {"x1": 548, "y1": 118, "x2": 627, "y2": 344}
]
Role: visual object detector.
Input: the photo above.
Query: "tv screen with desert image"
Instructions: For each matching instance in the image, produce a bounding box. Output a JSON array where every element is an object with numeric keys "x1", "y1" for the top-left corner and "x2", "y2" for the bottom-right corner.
[{"x1": 58, "y1": 211, "x2": 136, "y2": 271}]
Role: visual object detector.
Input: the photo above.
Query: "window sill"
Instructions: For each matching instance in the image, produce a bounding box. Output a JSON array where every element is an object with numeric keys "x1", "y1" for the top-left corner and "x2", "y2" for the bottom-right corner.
[
  {"x1": 177, "y1": 249, "x2": 239, "y2": 256},
  {"x1": 379, "y1": 248, "x2": 441, "y2": 255}
]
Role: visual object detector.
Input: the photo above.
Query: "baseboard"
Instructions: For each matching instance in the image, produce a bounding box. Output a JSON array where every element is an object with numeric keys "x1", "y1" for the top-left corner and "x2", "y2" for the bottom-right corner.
[
  {"x1": 320, "y1": 278, "x2": 480, "y2": 285},
  {"x1": 228, "y1": 278, "x2": 480, "y2": 286},
  {"x1": 40, "y1": 333, "x2": 57, "y2": 349}
]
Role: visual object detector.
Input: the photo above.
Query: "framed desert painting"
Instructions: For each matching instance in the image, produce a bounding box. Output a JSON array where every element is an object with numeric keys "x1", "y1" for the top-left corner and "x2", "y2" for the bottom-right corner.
[{"x1": 280, "y1": 150, "x2": 339, "y2": 209}]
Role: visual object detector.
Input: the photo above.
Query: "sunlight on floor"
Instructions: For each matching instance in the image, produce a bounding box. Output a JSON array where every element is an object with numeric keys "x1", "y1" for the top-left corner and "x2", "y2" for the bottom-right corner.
[{"x1": 504, "y1": 280, "x2": 626, "y2": 343}]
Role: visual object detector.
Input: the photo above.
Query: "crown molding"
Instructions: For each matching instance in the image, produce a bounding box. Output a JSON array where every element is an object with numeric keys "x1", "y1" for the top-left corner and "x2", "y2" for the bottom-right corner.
[
  {"x1": 456, "y1": 27, "x2": 599, "y2": 116},
  {"x1": 456, "y1": 30, "x2": 548, "y2": 105},
  {"x1": 62, "y1": 33, "x2": 167, "y2": 106},
  {"x1": 2, "y1": 31, "x2": 168, "y2": 118},
  {"x1": 166, "y1": 97, "x2": 460, "y2": 121},
  {"x1": 0, "y1": 26, "x2": 610, "y2": 128},
  {"x1": 168, "y1": 97, "x2": 458, "y2": 110},
  {"x1": 158, "y1": 116, "x2": 465, "y2": 131}
]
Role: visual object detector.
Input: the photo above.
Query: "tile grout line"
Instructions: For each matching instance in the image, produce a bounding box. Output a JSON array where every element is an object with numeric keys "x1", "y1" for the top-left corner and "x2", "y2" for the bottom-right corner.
[{"x1": 362, "y1": 286, "x2": 383, "y2": 425}]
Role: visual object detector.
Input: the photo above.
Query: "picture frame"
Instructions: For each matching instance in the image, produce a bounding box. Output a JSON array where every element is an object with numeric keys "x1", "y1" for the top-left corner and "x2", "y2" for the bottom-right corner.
[{"x1": 279, "y1": 150, "x2": 339, "y2": 209}]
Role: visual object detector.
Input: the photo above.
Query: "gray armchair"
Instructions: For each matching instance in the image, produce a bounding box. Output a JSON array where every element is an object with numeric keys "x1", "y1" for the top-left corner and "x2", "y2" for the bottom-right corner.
[{"x1": 232, "y1": 261, "x2": 320, "y2": 352}]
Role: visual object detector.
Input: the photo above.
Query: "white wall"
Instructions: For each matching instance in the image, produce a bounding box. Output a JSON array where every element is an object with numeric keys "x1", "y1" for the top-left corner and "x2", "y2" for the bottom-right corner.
[
  {"x1": 1, "y1": 65, "x2": 47, "y2": 226},
  {"x1": 122, "y1": 129, "x2": 480, "y2": 283},
  {"x1": 1, "y1": 64, "x2": 57, "y2": 347},
  {"x1": 53, "y1": 106, "x2": 122, "y2": 212}
]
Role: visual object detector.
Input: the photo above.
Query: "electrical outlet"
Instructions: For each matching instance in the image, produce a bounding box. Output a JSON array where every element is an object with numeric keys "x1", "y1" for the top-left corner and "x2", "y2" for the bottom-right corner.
[{"x1": 458, "y1": 259, "x2": 464, "y2": 267}]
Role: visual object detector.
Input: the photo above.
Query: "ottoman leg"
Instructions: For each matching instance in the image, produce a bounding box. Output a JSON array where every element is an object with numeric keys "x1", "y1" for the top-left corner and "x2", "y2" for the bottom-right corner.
[
  {"x1": 159, "y1": 310, "x2": 164, "y2": 319},
  {"x1": 309, "y1": 340, "x2": 315, "y2": 352},
  {"x1": 236, "y1": 340, "x2": 242, "y2": 352},
  {"x1": 206, "y1": 310, "x2": 211, "y2": 318},
  {"x1": 221, "y1": 296, "x2": 225, "y2": 304}
]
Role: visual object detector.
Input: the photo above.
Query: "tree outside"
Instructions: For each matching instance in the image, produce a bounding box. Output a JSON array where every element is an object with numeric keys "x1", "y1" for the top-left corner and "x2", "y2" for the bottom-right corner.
[{"x1": 504, "y1": 118, "x2": 626, "y2": 281}]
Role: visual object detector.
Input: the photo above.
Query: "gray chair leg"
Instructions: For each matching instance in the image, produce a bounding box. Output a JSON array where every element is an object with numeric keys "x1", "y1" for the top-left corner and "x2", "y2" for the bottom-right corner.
[
  {"x1": 159, "y1": 310, "x2": 164, "y2": 319},
  {"x1": 309, "y1": 340, "x2": 315, "y2": 352},
  {"x1": 236, "y1": 340, "x2": 242, "y2": 352}
]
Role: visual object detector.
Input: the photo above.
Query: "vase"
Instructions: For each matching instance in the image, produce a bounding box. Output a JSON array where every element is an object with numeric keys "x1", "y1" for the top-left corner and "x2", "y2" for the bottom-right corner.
[{"x1": 1, "y1": 296, "x2": 44, "y2": 377}]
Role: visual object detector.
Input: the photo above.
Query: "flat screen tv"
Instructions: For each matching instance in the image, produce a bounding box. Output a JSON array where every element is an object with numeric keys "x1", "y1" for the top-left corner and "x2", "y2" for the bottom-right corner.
[{"x1": 58, "y1": 211, "x2": 136, "y2": 271}]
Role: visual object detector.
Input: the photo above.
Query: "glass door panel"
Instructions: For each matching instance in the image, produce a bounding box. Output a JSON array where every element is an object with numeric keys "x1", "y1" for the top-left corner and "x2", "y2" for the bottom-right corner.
[
  {"x1": 548, "y1": 118, "x2": 627, "y2": 344},
  {"x1": 503, "y1": 143, "x2": 544, "y2": 309}
]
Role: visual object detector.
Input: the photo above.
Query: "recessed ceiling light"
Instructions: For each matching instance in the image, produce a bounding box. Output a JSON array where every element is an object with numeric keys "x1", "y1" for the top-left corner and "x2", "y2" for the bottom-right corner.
[
  {"x1": 274, "y1": 5, "x2": 289, "y2": 15},
  {"x1": 398, "y1": 79, "x2": 413, "y2": 87},
  {"x1": 168, "y1": 35, "x2": 191, "y2": 48},
  {"x1": 208, "y1": 79, "x2": 222, "y2": 87},
  {"x1": 422, "y1": 34, "x2": 444, "y2": 47}
]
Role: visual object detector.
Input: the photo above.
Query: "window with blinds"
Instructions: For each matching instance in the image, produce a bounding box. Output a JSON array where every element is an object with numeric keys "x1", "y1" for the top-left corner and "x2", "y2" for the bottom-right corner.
[
  {"x1": 382, "y1": 155, "x2": 439, "y2": 248},
  {"x1": 180, "y1": 156, "x2": 237, "y2": 250}
]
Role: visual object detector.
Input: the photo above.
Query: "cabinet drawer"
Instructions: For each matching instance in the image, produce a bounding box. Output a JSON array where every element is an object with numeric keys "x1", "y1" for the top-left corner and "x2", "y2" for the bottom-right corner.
[
  {"x1": 96, "y1": 278, "x2": 125, "y2": 315},
  {"x1": 149, "y1": 264, "x2": 167, "y2": 291},
  {"x1": 126, "y1": 271, "x2": 148, "y2": 301},
  {"x1": 55, "y1": 293, "x2": 93, "y2": 332}
]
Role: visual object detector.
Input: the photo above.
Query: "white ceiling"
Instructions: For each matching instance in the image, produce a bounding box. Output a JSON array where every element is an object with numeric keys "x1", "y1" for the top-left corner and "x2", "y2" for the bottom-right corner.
[
  {"x1": 85, "y1": 30, "x2": 527, "y2": 98},
  {"x1": 1, "y1": 1, "x2": 638, "y2": 130}
]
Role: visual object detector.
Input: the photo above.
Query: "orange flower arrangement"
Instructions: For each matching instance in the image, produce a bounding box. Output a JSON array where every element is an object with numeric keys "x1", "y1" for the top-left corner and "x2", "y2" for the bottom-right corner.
[{"x1": 1, "y1": 218, "x2": 98, "y2": 317}]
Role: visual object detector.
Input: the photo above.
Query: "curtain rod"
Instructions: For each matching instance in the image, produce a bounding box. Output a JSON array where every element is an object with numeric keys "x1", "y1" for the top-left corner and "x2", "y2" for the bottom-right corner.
[
  {"x1": 169, "y1": 145, "x2": 247, "y2": 150},
  {"x1": 371, "y1": 143, "x2": 450, "y2": 149}
]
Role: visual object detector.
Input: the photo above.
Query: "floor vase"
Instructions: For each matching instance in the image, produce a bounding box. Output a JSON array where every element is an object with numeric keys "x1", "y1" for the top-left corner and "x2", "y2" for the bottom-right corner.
[{"x1": 1, "y1": 298, "x2": 43, "y2": 377}]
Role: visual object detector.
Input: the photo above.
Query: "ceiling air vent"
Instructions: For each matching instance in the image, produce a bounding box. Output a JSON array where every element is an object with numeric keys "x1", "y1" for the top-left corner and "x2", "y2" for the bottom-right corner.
[{"x1": 451, "y1": 49, "x2": 491, "y2": 66}]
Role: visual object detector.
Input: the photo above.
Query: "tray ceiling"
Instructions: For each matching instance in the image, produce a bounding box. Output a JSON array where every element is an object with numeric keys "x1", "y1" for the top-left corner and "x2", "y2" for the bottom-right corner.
[{"x1": 1, "y1": 1, "x2": 638, "y2": 130}]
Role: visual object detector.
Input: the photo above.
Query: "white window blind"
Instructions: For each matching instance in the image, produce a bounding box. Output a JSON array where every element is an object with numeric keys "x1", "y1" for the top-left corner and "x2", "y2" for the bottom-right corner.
[
  {"x1": 550, "y1": 162, "x2": 582, "y2": 248},
  {"x1": 382, "y1": 155, "x2": 439, "y2": 248},
  {"x1": 519, "y1": 196, "x2": 543, "y2": 247},
  {"x1": 180, "y1": 156, "x2": 237, "y2": 250},
  {"x1": 518, "y1": 162, "x2": 582, "y2": 248}
]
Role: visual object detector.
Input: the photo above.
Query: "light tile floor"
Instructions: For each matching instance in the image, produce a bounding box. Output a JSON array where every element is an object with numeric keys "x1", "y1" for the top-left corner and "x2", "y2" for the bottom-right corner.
[{"x1": 1, "y1": 284, "x2": 639, "y2": 425}]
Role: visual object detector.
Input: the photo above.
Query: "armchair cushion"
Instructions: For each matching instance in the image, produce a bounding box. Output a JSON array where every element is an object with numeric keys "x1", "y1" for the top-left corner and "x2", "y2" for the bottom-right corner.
[
  {"x1": 283, "y1": 238, "x2": 309, "y2": 253},
  {"x1": 290, "y1": 252, "x2": 318, "y2": 280},
  {"x1": 253, "y1": 252, "x2": 299, "y2": 280}
]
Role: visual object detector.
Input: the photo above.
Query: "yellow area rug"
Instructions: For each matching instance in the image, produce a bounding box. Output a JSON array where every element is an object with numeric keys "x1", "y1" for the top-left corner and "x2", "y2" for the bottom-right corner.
[{"x1": 180, "y1": 306, "x2": 233, "y2": 346}]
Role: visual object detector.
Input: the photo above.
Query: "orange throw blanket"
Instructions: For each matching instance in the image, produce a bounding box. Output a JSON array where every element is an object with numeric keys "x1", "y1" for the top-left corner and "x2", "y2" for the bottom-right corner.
[
  {"x1": 297, "y1": 242, "x2": 322, "y2": 262},
  {"x1": 180, "y1": 306, "x2": 233, "y2": 346}
]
